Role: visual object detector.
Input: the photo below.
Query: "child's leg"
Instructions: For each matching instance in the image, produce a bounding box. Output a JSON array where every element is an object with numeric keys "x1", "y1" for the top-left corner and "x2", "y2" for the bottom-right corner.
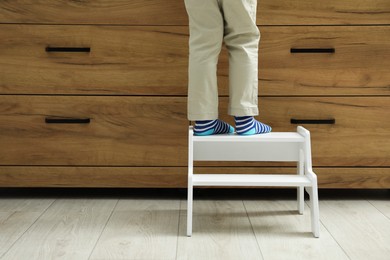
[
  {"x1": 222, "y1": 0, "x2": 260, "y2": 117},
  {"x1": 184, "y1": 0, "x2": 224, "y2": 121},
  {"x1": 221, "y1": 0, "x2": 271, "y2": 135}
]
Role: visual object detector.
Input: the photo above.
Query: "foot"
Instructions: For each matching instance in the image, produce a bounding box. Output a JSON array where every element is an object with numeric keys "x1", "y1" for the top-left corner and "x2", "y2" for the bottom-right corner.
[
  {"x1": 194, "y1": 119, "x2": 235, "y2": 136},
  {"x1": 234, "y1": 116, "x2": 272, "y2": 135}
]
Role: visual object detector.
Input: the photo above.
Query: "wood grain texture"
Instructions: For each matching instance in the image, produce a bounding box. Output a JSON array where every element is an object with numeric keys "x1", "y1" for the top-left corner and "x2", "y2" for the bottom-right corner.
[
  {"x1": 0, "y1": 0, "x2": 189, "y2": 25},
  {"x1": 0, "y1": 0, "x2": 389, "y2": 25},
  {"x1": 89, "y1": 199, "x2": 180, "y2": 260},
  {"x1": 177, "y1": 200, "x2": 263, "y2": 260},
  {"x1": 215, "y1": 96, "x2": 390, "y2": 167},
  {"x1": 0, "y1": 25, "x2": 188, "y2": 95},
  {"x1": 1, "y1": 96, "x2": 389, "y2": 167},
  {"x1": 256, "y1": 26, "x2": 390, "y2": 96},
  {"x1": 0, "y1": 1, "x2": 389, "y2": 189},
  {"x1": 1, "y1": 25, "x2": 390, "y2": 95},
  {"x1": 259, "y1": 0, "x2": 390, "y2": 25},
  {"x1": 0, "y1": 166, "x2": 389, "y2": 189},
  {"x1": 0, "y1": 199, "x2": 54, "y2": 256},
  {"x1": 318, "y1": 200, "x2": 390, "y2": 259},
  {"x1": 243, "y1": 200, "x2": 349, "y2": 260},
  {"x1": 255, "y1": 97, "x2": 390, "y2": 167},
  {"x1": 369, "y1": 200, "x2": 390, "y2": 219},
  {"x1": 1, "y1": 199, "x2": 118, "y2": 260},
  {"x1": 1, "y1": 196, "x2": 389, "y2": 259},
  {"x1": 0, "y1": 167, "x2": 187, "y2": 188},
  {"x1": 0, "y1": 96, "x2": 188, "y2": 166},
  {"x1": 314, "y1": 168, "x2": 390, "y2": 189}
]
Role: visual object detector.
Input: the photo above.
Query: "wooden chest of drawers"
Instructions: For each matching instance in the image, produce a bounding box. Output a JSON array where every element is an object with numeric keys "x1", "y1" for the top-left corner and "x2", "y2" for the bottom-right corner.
[{"x1": 0, "y1": 0, "x2": 389, "y2": 188}]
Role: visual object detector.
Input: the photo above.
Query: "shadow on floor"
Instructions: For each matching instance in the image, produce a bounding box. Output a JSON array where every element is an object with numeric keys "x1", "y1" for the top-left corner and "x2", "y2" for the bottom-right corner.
[{"x1": 0, "y1": 187, "x2": 388, "y2": 200}]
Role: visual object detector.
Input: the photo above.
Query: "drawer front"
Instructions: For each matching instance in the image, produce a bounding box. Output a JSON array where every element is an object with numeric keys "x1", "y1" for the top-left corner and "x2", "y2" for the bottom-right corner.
[
  {"x1": 255, "y1": 26, "x2": 390, "y2": 96},
  {"x1": 0, "y1": 25, "x2": 188, "y2": 95},
  {"x1": 0, "y1": 0, "x2": 189, "y2": 25},
  {"x1": 1, "y1": 25, "x2": 389, "y2": 96},
  {"x1": 0, "y1": 167, "x2": 389, "y2": 188},
  {"x1": 259, "y1": 0, "x2": 390, "y2": 25},
  {"x1": 1, "y1": 96, "x2": 389, "y2": 167},
  {"x1": 0, "y1": 96, "x2": 188, "y2": 166},
  {"x1": 259, "y1": 97, "x2": 390, "y2": 167},
  {"x1": 216, "y1": 97, "x2": 390, "y2": 167},
  {"x1": 0, "y1": 0, "x2": 389, "y2": 25}
]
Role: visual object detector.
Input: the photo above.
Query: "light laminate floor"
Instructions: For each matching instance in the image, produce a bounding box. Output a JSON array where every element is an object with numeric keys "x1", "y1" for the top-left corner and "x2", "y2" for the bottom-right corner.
[{"x1": 0, "y1": 188, "x2": 389, "y2": 260}]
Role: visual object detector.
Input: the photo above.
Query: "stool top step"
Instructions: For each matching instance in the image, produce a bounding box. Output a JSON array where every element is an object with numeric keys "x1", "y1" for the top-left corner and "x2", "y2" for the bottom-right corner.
[{"x1": 192, "y1": 132, "x2": 305, "y2": 143}]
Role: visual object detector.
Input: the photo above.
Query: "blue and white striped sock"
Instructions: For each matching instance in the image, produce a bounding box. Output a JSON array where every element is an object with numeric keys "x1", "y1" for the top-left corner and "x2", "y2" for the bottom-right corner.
[
  {"x1": 234, "y1": 116, "x2": 272, "y2": 135},
  {"x1": 194, "y1": 119, "x2": 235, "y2": 136}
]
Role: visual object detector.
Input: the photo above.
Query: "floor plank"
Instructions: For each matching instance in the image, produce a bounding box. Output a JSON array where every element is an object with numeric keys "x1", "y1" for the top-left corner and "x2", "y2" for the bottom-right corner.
[
  {"x1": 1, "y1": 199, "x2": 117, "y2": 260},
  {"x1": 369, "y1": 199, "x2": 390, "y2": 219},
  {"x1": 176, "y1": 200, "x2": 263, "y2": 260},
  {"x1": 89, "y1": 199, "x2": 180, "y2": 260},
  {"x1": 319, "y1": 200, "x2": 390, "y2": 260},
  {"x1": 0, "y1": 199, "x2": 54, "y2": 257},
  {"x1": 244, "y1": 199, "x2": 349, "y2": 260},
  {"x1": 0, "y1": 189, "x2": 389, "y2": 260}
]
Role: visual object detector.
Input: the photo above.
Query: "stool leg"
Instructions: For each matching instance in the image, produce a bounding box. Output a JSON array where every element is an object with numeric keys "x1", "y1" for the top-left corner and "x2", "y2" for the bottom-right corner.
[
  {"x1": 297, "y1": 149, "x2": 304, "y2": 214},
  {"x1": 187, "y1": 178, "x2": 193, "y2": 237},
  {"x1": 308, "y1": 183, "x2": 320, "y2": 238},
  {"x1": 297, "y1": 186, "x2": 304, "y2": 215},
  {"x1": 187, "y1": 127, "x2": 194, "y2": 236}
]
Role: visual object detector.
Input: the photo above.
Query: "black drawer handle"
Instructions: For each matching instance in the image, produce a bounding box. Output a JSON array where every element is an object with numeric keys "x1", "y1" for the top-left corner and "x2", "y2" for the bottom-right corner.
[
  {"x1": 45, "y1": 117, "x2": 91, "y2": 124},
  {"x1": 45, "y1": 47, "x2": 91, "y2": 53},
  {"x1": 291, "y1": 118, "x2": 335, "y2": 124},
  {"x1": 290, "y1": 48, "x2": 335, "y2": 53}
]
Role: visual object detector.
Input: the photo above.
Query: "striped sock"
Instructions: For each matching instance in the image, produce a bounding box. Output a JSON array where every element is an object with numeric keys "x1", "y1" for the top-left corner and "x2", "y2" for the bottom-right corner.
[
  {"x1": 194, "y1": 119, "x2": 235, "y2": 136},
  {"x1": 234, "y1": 116, "x2": 272, "y2": 135}
]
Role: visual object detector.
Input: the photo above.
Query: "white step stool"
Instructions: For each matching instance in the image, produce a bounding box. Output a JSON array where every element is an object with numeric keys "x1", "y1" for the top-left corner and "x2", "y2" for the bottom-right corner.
[{"x1": 187, "y1": 126, "x2": 320, "y2": 238}]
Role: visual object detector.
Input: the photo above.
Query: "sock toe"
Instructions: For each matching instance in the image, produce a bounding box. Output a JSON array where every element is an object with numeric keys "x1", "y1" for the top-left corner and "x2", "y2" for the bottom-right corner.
[{"x1": 235, "y1": 116, "x2": 272, "y2": 135}]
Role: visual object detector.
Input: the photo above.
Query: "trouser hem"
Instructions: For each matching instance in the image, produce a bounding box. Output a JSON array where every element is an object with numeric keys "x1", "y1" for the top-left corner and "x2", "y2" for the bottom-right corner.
[
  {"x1": 228, "y1": 107, "x2": 259, "y2": 116},
  {"x1": 188, "y1": 113, "x2": 219, "y2": 121}
]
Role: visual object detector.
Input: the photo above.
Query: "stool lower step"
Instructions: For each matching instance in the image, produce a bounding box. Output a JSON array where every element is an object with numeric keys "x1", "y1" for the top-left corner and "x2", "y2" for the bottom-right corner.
[{"x1": 192, "y1": 174, "x2": 311, "y2": 187}]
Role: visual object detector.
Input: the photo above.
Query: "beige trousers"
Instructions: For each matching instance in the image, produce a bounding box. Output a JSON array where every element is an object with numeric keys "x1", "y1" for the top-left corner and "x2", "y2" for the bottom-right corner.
[{"x1": 185, "y1": 0, "x2": 260, "y2": 121}]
